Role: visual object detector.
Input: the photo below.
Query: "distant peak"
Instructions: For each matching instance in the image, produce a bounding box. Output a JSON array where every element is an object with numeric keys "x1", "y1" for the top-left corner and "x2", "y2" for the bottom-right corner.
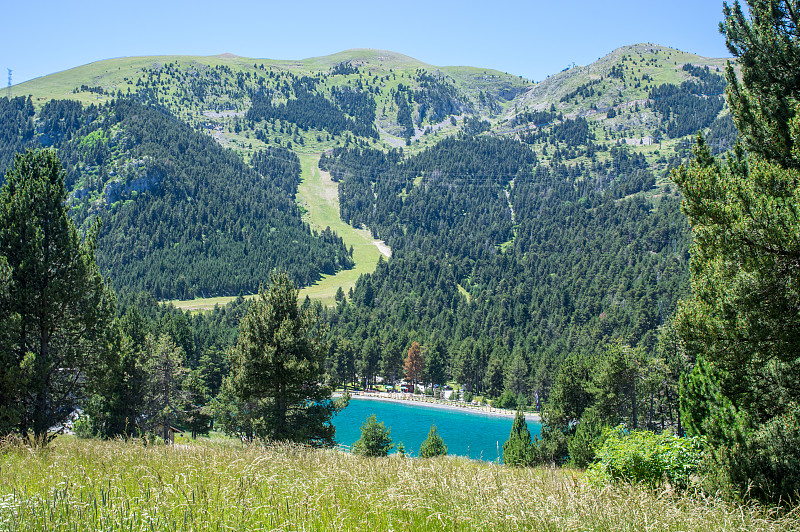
[{"x1": 218, "y1": 53, "x2": 238, "y2": 58}]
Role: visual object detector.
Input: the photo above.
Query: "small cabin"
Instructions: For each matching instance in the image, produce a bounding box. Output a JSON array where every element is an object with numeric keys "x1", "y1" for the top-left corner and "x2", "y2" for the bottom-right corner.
[{"x1": 154, "y1": 423, "x2": 185, "y2": 444}]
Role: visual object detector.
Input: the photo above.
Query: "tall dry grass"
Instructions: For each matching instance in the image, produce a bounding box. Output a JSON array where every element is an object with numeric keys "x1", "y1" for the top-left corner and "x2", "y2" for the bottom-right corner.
[{"x1": 0, "y1": 436, "x2": 797, "y2": 531}]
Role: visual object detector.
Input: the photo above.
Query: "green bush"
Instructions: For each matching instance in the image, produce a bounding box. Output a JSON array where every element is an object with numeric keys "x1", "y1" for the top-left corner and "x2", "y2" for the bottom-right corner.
[
  {"x1": 418, "y1": 425, "x2": 447, "y2": 458},
  {"x1": 587, "y1": 427, "x2": 706, "y2": 490},
  {"x1": 72, "y1": 414, "x2": 97, "y2": 439},
  {"x1": 568, "y1": 408, "x2": 607, "y2": 468},
  {"x1": 463, "y1": 391, "x2": 473, "y2": 403},
  {"x1": 352, "y1": 415, "x2": 393, "y2": 457}
]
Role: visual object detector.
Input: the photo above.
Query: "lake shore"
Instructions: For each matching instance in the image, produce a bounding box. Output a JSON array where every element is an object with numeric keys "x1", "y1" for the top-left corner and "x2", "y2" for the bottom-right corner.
[{"x1": 336, "y1": 391, "x2": 541, "y2": 422}]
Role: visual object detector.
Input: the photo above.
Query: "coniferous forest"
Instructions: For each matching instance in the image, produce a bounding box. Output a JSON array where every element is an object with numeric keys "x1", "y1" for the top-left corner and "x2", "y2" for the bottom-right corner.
[{"x1": 2, "y1": 0, "x2": 800, "y2": 521}]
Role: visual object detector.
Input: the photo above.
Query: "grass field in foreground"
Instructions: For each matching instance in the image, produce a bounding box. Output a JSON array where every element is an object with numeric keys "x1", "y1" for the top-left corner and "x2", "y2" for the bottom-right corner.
[
  {"x1": 2, "y1": 437, "x2": 796, "y2": 532},
  {"x1": 169, "y1": 153, "x2": 386, "y2": 311}
]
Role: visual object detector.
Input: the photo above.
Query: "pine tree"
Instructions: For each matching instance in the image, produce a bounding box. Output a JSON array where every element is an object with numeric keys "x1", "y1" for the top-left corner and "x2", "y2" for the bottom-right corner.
[
  {"x1": 142, "y1": 333, "x2": 189, "y2": 442},
  {"x1": 720, "y1": 0, "x2": 800, "y2": 169},
  {"x1": 0, "y1": 149, "x2": 115, "y2": 444},
  {"x1": 504, "y1": 350, "x2": 529, "y2": 398},
  {"x1": 418, "y1": 424, "x2": 447, "y2": 458},
  {"x1": 352, "y1": 414, "x2": 393, "y2": 457},
  {"x1": 423, "y1": 337, "x2": 447, "y2": 387},
  {"x1": 219, "y1": 271, "x2": 345, "y2": 446},
  {"x1": 672, "y1": 0, "x2": 800, "y2": 503},
  {"x1": 502, "y1": 409, "x2": 533, "y2": 467}
]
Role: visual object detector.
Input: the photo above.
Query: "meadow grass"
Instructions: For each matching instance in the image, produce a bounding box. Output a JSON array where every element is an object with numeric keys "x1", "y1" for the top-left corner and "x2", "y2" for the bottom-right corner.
[
  {"x1": 1, "y1": 436, "x2": 797, "y2": 532},
  {"x1": 169, "y1": 153, "x2": 386, "y2": 311},
  {"x1": 294, "y1": 153, "x2": 387, "y2": 306}
]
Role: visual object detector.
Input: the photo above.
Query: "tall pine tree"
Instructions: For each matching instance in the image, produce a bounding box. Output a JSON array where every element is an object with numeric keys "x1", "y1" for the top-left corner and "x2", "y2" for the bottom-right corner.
[
  {"x1": 218, "y1": 271, "x2": 345, "y2": 446},
  {"x1": 673, "y1": 0, "x2": 800, "y2": 503},
  {"x1": 0, "y1": 149, "x2": 115, "y2": 444}
]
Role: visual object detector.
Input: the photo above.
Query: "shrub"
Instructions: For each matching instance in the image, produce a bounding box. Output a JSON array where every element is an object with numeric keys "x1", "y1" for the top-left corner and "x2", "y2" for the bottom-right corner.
[
  {"x1": 463, "y1": 391, "x2": 473, "y2": 403},
  {"x1": 587, "y1": 427, "x2": 706, "y2": 490},
  {"x1": 352, "y1": 415, "x2": 393, "y2": 457},
  {"x1": 494, "y1": 390, "x2": 518, "y2": 410},
  {"x1": 73, "y1": 414, "x2": 97, "y2": 439},
  {"x1": 503, "y1": 409, "x2": 533, "y2": 466},
  {"x1": 568, "y1": 408, "x2": 607, "y2": 468},
  {"x1": 418, "y1": 425, "x2": 447, "y2": 458}
]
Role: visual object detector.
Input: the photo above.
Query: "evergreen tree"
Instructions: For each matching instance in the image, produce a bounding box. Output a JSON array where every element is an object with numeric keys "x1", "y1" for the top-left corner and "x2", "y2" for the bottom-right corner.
[
  {"x1": 720, "y1": 0, "x2": 800, "y2": 169},
  {"x1": 504, "y1": 350, "x2": 529, "y2": 398},
  {"x1": 418, "y1": 424, "x2": 447, "y2": 458},
  {"x1": 590, "y1": 342, "x2": 642, "y2": 430},
  {"x1": 183, "y1": 367, "x2": 212, "y2": 438},
  {"x1": 567, "y1": 407, "x2": 606, "y2": 468},
  {"x1": 483, "y1": 353, "x2": 505, "y2": 398},
  {"x1": 0, "y1": 149, "x2": 115, "y2": 444},
  {"x1": 404, "y1": 341, "x2": 424, "y2": 389},
  {"x1": 673, "y1": 0, "x2": 800, "y2": 503},
  {"x1": 502, "y1": 409, "x2": 534, "y2": 467},
  {"x1": 352, "y1": 414, "x2": 394, "y2": 457},
  {"x1": 358, "y1": 337, "x2": 380, "y2": 389},
  {"x1": 142, "y1": 333, "x2": 189, "y2": 441},
  {"x1": 332, "y1": 337, "x2": 356, "y2": 390},
  {"x1": 423, "y1": 337, "x2": 448, "y2": 387},
  {"x1": 219, "y1": 271, "x2": 345, "y2": 446}
]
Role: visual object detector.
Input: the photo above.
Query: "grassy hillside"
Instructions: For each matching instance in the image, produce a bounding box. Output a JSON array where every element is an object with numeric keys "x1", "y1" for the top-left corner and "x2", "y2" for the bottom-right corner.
[
  {"x1": 2, "y1": 437, "x2": 795, "y2": 532},
  {"x1": 171, "y1": 152, "x2": 387, "y2": 310},
  {"x1": 5, "y1": 44, "x2": 734, "y2": 308}
]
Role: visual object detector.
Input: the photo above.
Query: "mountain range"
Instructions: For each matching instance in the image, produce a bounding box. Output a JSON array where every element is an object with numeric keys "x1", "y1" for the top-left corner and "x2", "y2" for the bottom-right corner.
[{"x1": 0, "y1": 43, "x2": 735, "y2": 400}]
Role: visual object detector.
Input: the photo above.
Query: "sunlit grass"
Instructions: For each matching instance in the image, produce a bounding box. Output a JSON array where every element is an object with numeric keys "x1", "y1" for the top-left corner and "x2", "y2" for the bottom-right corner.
[
  {"x1": 169, "y1": 153, "x2": 386, "y2": 311},
  {"x1": 1, "y1": 436, "x2": 796, "y2": 532}
]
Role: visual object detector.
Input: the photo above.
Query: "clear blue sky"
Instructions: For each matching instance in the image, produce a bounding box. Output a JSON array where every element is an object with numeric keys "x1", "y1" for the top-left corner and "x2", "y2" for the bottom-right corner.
[{"x1": 4, "y1": 0, "x2": 732, "y2": 86}]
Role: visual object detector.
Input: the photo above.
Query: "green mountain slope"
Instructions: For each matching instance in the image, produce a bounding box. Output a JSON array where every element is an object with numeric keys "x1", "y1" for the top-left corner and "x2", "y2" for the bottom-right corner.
[
  {"x1": 1, "y1": 45, "x2": 736, "y2": 405},
  {"x1": 0, "y1": 96, "x2": 353, "y2": 299}
]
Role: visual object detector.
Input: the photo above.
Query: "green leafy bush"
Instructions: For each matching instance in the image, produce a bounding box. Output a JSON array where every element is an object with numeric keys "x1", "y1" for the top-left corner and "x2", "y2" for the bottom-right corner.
[
  {"x1": 72, "y1": 414, "x2": 97, "y2": 439},
  {"x1": 587, "y1": 427, "x2": 706, "y2": 490}
]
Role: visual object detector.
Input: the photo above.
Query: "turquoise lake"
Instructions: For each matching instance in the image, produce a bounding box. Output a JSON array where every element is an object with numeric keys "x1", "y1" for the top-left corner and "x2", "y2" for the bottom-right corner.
[{"x1": 332, "y1": 397, "x2": 541, "y2": 462}]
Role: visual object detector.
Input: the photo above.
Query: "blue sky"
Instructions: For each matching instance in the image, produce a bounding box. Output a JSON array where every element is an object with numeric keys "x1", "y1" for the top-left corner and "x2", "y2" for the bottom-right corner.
[{"x1": 5, "y1": 0, "x2": 732, "y2": 85}]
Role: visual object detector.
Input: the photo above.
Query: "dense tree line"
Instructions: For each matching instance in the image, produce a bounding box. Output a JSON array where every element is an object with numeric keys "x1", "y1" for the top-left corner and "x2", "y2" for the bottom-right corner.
[
  {"x1": 521, "y1": 117, "x2": 593, "y2": 147},
  {"x1": 509, "y1": 109, "x2": 559, "y2": 128},
  {"x1": 393, "y1": 89, "x2": 415, "y2": 139},
  {"x1": 249, "y1": 146, "x2": 302, "y2": 198},
  {"x1": 412, "y1": 70, "x2": 472, "y2": 124},
  {"x1": 247, "y1": 80, "x2": 378, "y2": 139},
  {"x1": 330, "y1": 86, "x2": 377, "y2": 130},
  {"x1": 322, "y1": 136, "x2": 689, "y2": 416},
  {"x1": 0, "y1": 96, "x2": 36, "y2": 175},
  {"x1": 649, "y1": 64, "x2": 726, "y2": 138},
  {"x1": 0, "y1": 98, "x2": 354, "y2": 299}
]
